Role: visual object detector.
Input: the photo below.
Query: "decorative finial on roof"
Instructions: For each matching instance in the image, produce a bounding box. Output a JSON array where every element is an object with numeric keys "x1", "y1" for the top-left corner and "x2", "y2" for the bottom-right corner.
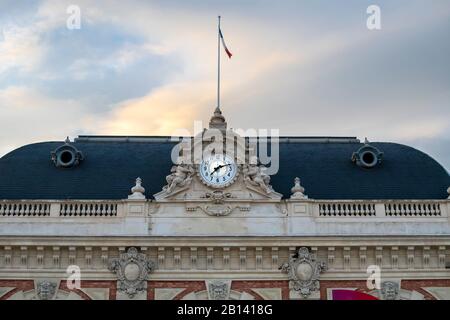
[
  {"x1": 128, "y1": 177, "x2": 146, "y2": 200},
  {"x1": 209, "y1": 106, "x2": 227, "y2": 131},
  {"x1": 65, "y1": 136, "x2": 71, "y2": 144},
  {"x1": 290, "y1": 177, "x2": 308, "y2": 199},
  {"x1": 364, "y1": 137, "x2": 369, "y2": 144}
]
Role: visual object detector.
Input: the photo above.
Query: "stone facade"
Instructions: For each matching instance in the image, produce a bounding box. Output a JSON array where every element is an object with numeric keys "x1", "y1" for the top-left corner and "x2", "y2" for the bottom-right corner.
[{"x1": 0, "y1": 111, "x2": 449, "y2": 300}]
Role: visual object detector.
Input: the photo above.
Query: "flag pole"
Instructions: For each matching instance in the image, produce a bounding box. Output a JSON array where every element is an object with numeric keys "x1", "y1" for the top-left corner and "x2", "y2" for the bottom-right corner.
[{"x1": 217, "y1": 15, "x2": 221, "y2": 110}]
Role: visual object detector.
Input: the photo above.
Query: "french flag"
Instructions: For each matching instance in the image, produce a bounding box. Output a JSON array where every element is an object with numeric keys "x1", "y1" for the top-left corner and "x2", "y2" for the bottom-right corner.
[{"x1": 219, "y1": 28, "x2": 232, "y2": 58}]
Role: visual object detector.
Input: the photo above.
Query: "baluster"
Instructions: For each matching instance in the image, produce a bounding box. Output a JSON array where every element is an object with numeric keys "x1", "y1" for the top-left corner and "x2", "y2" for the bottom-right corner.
[
  {"x1": 417, "y1": 204, "x2": 423, "y2": 216},
  {"x1": 344, "y1": 203, "x2": 349, "y2": 216},
  {"x1": 430, "y1": 203, "x2": 436, "y2": 215}
]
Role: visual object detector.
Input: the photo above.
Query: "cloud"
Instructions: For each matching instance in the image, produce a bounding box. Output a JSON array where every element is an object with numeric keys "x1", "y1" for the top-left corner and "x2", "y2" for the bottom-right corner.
[
  {"x1": 0, "y1": 86, "x2": 88, "y2": 155},
  {"x1": 0, "y1": 25, "x2": 46, "y2": 74},
  {"x1": 0, "y1": 0, "x2": 449, "y2": 172},
  {"x1": 99, "y1": 81, "x2": 213, "y2": 135}
]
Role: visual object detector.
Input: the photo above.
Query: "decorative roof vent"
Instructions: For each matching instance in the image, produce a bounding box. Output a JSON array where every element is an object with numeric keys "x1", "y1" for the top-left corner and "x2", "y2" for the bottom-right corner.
[
  {"x1": 51, "y1": 137, "x2": 84, "y2": 168},
  {"x1": 352, "y1": 138, "x2": 383, "y2": 169}
]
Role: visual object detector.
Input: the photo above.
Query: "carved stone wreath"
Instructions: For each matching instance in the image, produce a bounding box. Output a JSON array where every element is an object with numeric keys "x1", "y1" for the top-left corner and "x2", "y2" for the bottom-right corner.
[
  {"x1": 108, "y1": 247, "x2": 156, "y2": 298},
  {"x1": 280, "y1": 247, "x2": 327, "y2": 298}
]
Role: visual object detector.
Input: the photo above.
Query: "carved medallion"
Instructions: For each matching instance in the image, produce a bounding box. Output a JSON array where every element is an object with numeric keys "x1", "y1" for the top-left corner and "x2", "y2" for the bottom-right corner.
[
  {"x1": 280, "y1": 247, "x2": 327, "y2": 298},
  {"x1": 206, "y1": 280, "x2": 231, "y2": 300},
  {"x1": 36, "y1": 280, "x2": 57, "y2": 300},
  {"x1": 108, "y1": 247, "x2": 156, "y2": 298},
  {"x1": 380, "y1": 281, "x2": 399, "y2": 300}
]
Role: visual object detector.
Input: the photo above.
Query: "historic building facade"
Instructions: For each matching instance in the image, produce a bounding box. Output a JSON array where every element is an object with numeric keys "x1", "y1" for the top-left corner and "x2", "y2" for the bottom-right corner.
[{"x1": 0, "y1": 108, "x2": 449, "y2": 300}]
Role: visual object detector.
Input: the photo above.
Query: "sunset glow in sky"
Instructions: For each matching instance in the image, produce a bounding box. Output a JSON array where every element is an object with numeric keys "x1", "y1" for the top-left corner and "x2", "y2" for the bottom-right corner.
[{"x1": 0, "y1": 0, "x2": 449, "y2": 170}]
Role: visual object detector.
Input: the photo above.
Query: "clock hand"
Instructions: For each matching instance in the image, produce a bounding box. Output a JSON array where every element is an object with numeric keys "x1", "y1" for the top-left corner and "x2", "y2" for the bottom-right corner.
[{"x1": 211, "y1": 163, "x2": 231, "y2": 174}]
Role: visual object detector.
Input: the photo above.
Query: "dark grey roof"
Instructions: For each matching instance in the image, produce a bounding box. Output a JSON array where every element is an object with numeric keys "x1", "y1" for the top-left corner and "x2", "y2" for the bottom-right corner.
[{"x1": 0, "y1": 137, "x2": 448, "y2": 200}]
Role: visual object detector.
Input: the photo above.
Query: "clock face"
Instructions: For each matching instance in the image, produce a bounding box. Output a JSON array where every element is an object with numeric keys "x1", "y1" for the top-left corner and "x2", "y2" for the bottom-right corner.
[{"x1": 199, "y1": 154, "x2": 238, "y2": 188}]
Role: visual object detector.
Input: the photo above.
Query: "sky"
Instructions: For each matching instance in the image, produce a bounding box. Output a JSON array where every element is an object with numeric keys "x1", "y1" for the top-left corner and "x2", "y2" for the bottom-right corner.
[{"x1": 0, "y1": 0, "x2": 449, "y2": 171}]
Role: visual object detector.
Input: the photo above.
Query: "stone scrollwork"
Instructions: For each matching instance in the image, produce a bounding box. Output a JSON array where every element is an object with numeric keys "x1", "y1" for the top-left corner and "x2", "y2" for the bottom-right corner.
[
  {"x1": 199, "y1": 205, "x2": 233, "y2": 217},
  {"x1": 205, "y1": 190, "x2": 232, "y2": 204},
  {"x1": 190, "y1": 190, "x2": 247, "y2": 216},
  {"x1": 108, "y1": 247, "x2": 156, "y2": 298},
  {"x1": 280, "y1": 247, "x2": 327, "y2": 298},
  {"x1": 36, "y1": 280, "x2": 57, "y2": 300},
  {"x1": 163, "y1": 162, "x2": 195, "y2": 194}
]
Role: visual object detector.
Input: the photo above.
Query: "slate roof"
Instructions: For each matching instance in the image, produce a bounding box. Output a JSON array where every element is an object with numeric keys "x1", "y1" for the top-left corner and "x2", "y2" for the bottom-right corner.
[{"x1": 0, "y1": 137, "x2": 448, "y2": 200}]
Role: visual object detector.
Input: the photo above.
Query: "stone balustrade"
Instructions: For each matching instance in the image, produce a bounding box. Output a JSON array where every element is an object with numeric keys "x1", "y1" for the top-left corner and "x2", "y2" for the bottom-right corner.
[
  {"x1": 384, "y1": 201, "x2": 441, "y2": 217},
  {"x1": 315, "y1": 200, "x2": 447, "y2": 218},
  {"x1": 0, "y1": 199, "x2": 448, "y2": 219},
  {"x1": 0, "y1": 201, "x2": 51, "y2": 217},
  {"x1": 0, "y1": 200, "x2": 121, "y2": 217},
  {"x1": 318, "y1": 201, "x2": 376, "y2": 217},
  {"x1": 59, "y1": 201, "x2": 119, "y2": 217}
]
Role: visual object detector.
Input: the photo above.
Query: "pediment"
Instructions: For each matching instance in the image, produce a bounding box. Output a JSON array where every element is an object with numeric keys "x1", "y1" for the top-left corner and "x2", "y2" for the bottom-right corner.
[
  {"x1": 153, "y1": 127, "x2": 282, "y2": 204},
  {"x1": 153, "y1": 171, "x2": 282, "y2": 202}
]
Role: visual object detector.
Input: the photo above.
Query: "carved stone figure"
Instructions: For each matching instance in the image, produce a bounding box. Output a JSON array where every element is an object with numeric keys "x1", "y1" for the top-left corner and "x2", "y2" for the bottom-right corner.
[
  {"x1": 207, "y1": 280, "x2": 231, "y2": 300},
  {"x1": 36, "y1": 280, "x2": 57, "y2": 300},
  {"x1": 163, "y1": 162, "x2": 195, "y2": 194},
  {"x1": 280, "y1": 247, "x2": 327, "y2": 298},
  {"x1": 108, "y1": 247, "x2": 156, "y2": 298},
  {"x1": 380, "y1": 281, "x2": 399, "y2": 300},
  {"x1": 243, "y1": 163, "x2": 273, "y2": 194}
]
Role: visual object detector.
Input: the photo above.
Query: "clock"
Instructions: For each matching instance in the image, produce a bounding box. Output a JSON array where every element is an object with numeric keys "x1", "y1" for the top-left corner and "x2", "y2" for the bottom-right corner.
[{"x1": 199, "y1": 154, "x2": 238, "y2": 188}]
